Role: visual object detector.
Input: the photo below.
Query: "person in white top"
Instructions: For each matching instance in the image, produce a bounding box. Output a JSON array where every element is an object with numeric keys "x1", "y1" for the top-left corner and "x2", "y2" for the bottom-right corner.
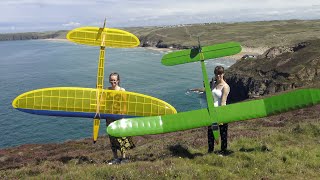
[{"x1": 208, "y1": 66, "x2": 230, "y2": 155}]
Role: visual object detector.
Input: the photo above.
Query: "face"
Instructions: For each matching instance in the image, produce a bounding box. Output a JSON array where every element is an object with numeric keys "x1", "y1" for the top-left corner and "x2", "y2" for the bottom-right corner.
[
  {"x1": 109, "y1": 75, "x2": 119, "y2": 87},
  {"x1": 215, "y1": 73, "x2": 224, "y2": 81}
]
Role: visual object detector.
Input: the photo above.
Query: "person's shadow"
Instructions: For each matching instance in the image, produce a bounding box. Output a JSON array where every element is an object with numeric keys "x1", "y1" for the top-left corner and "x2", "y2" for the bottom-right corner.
[{"x1": 168, "y1": 144, "x2": 203, "y2": 159}]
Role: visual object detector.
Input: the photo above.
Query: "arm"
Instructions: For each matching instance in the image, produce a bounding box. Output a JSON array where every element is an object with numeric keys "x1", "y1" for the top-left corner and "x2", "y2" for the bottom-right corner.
[
  {"x1": 221, "y1": 84, "x2": 230, "y2": 106},
  {"x1": 120, "y1": 88, "x2": 127, "y2": 115}
]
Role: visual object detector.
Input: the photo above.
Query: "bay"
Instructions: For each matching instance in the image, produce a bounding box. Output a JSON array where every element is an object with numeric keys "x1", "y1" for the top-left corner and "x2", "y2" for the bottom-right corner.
[{"x1": 0, "y1": 40, "x2": 236, "y2": 148}]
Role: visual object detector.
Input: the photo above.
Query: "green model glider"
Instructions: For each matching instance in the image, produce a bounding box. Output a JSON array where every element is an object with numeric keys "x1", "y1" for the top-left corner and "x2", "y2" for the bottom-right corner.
[
  {"x1": 107, "y1": 41, "x2": 242, "y2": 138},
  {"x1": 107, "y1": 89, "x2": 320, "y2": 137},
  {"x1": 107, "y1": 40, "x2": 320, "y2": 138}
]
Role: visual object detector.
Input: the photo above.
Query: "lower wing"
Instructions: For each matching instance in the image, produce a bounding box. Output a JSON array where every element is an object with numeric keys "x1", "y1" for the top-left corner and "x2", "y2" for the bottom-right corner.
[{"x1": 107, "y1": 89, "x2": 320, "y2": 137}]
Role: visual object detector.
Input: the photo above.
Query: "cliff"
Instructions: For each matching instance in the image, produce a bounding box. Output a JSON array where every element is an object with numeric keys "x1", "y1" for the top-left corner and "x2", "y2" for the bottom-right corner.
[{"x1": 226, "y1": 40, "x2": 320, "y2": 103}]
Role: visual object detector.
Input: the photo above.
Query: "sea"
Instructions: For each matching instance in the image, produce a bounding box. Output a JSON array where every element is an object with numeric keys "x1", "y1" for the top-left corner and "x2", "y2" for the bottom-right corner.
[{"x1": 0, "y1": 40, "x2": 236, "y2": 149}]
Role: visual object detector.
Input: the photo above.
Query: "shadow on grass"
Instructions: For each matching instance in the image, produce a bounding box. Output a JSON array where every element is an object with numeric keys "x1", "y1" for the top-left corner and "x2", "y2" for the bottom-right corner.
[
  {"x1": 168, "y1": 144, "x2": 203, "y2": 159},
  {"x1": 59, "y1": 156, "x2": 93, "y2": 164},
  {"x1": 239, "y1": 145, "x2": 271, "y2": 153}
]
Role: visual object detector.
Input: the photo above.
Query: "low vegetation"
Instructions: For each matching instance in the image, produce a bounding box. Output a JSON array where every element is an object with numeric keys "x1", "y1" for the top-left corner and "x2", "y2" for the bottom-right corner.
[
  {"x1": 1, "y1": 19, "x2": 320, "y2": 48},
  {"x1": 128, "y1": 19, "x2": 320, "y2": 48},
  {"x1": 1, "y1": 105, "x2": 319, "y2": 179}
]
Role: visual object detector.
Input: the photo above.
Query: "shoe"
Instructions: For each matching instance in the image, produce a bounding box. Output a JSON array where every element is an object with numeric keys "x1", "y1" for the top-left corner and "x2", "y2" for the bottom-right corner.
[
  {"x1": 108, "y1": 158, "x2": 121, "y2": 165},
  {"x1": 217, "y1": 150, "x2": 233, "y2": 156},
  {"x1": 121, "y1": 158, "x2": 130, "y2": 164}
]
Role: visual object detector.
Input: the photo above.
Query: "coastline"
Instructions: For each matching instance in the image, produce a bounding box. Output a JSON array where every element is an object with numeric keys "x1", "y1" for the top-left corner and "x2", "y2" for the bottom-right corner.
[
  {"x1": 43, "y1": 38, "x2": 268, "y2": 60},
  {"x1": 229, "y1": 46, "x2": 268, "y2": 60},
  {"x1": 41, "y1": 38, "x2": 68, "y2": 42},
  {"x1": 143, "y1": 46, "x2": 175, "y2": 53}
]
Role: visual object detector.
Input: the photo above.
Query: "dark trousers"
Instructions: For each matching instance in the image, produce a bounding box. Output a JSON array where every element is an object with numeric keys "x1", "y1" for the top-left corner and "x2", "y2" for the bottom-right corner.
[
  {"x1": 208, "y1": 124, "x2": 228, "y2": 153},
  {"x1": 106, "y1": 119, "x2": 117, "y2": 154}
]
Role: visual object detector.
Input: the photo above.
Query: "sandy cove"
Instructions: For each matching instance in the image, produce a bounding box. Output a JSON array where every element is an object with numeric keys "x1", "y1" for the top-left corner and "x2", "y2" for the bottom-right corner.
[
  {"x1": 229, "y1": 46, "x2": 269, "y2": 60},
  {"x1": 44, "y1": 39, "x2": 268, "y2": 60}
]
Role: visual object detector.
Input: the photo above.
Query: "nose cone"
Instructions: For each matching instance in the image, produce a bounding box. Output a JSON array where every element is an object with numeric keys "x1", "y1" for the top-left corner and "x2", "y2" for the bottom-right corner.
[
  {"x1": 106, "y1": 123, "x2": 113, "y2": 135},
  {"x1": 106, "y1": 121, "x2": 121, "y2": 137},
  {"x1": 107, "y1": 118, "x2": 136, "y2": 137}
]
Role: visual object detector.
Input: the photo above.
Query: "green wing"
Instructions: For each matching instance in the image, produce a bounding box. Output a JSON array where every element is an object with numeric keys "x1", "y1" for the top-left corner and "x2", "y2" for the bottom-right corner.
[
  {"x1": 107, "y1": 89, "x2": 320, "y2": 137},
  {"x1": 161, "y1": 42, "x2": 242, "y2": 66}
]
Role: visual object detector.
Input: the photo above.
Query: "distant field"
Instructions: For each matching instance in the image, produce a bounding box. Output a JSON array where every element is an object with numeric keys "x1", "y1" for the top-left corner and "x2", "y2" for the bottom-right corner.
[
  {"x1": 125, "y1": 19, "x2": 320, "y2": 48},
  {"x1": 1, "y1": 19, "x2": 320, "y2": 48}
]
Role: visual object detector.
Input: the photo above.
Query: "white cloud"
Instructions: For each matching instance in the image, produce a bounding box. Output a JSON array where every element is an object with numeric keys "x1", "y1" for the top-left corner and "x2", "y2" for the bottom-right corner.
[
  {"x1": 0, "y1": 0, "x2": 92, "y2": 5},
  {"x1": 0, "y1": 0, "x2": 320, "y2": 32}
]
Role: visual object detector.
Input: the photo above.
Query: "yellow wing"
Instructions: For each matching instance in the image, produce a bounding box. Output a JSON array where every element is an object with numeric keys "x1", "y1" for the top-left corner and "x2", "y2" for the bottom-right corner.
[
  {"x1": 12, "y1": 87, "x2": 177, "y2": 118},
  {"x1": 66, "y1": 27, "x2": 140, "y2": 48}
]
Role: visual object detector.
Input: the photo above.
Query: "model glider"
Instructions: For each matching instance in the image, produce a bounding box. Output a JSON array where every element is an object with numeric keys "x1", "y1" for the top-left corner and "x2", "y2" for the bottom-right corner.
[
  {"x1": 107, "y1": 40, "x2": 320, "y2": 138},
  {"x1": 12, "y1": 19, "x2": 177, "y2": 143}
]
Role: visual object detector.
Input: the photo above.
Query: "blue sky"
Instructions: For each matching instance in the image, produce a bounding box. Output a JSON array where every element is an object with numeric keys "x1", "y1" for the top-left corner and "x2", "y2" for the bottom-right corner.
[{"x1": 1, "y1": 0, "x2": 320, "y2": 33}]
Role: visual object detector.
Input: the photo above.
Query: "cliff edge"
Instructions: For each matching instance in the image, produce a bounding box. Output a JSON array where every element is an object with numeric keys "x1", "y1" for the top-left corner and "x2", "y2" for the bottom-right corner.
[{"x1": 226, "y1": 40, "x2": 320, "y2": 103}]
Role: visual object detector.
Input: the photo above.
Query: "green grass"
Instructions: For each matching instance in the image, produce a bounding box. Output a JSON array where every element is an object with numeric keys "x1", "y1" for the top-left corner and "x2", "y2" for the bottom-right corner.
[
  {"x1": 126, "y1": 19, "x2": 320, "y2": 48},
  {"x1": 1, "y1": 120, "x2": 319, "y2": 179}
]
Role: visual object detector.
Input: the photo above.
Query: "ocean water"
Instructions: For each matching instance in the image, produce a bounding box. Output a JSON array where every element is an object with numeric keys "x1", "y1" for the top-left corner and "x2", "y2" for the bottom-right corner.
[{"x1": 0, "y1": 40, "x2": 236, "y2": 148}]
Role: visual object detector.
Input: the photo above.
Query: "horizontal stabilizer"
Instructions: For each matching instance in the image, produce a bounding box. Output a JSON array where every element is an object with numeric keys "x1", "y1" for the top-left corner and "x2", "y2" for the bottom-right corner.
[
  {"x1": 161, "y1": 42, "x2": 241, "y2": 66},
  {"x1": 66, "y1": 27, "x2": 140, "y2": 48}
]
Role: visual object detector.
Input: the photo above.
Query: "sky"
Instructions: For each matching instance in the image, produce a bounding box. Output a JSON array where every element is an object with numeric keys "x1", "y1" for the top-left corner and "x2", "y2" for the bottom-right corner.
[{"x1": 0, "y1": 0, "x2": 320, "y2": 33}]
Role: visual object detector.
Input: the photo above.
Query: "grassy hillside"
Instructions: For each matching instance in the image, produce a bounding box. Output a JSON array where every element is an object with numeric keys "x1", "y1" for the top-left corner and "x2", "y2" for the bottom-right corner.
[
  {"x1": 1, "y1": 19, "x2": 320, "y2": 48},
  {"x1": 1, "y1": 105, "x2": 319, "y2": 179},
  {"x1": 125, "y1": 19, "x2": 320, "y2": 48}
]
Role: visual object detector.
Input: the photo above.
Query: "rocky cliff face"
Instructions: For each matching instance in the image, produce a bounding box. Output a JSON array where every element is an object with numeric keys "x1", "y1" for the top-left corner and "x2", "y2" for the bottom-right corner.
[
  {"x1": 139, "y1": 36, "x2": 190, "y2": 49},
  {"x1": 226, "y1": 40, "x2": 320, "y2": 103}
]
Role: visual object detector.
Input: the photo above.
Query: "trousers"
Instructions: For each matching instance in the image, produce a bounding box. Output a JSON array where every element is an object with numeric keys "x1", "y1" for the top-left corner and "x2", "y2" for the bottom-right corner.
[{"x1": 207, "y1": 123, "x2": 228, "y2": 152}]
